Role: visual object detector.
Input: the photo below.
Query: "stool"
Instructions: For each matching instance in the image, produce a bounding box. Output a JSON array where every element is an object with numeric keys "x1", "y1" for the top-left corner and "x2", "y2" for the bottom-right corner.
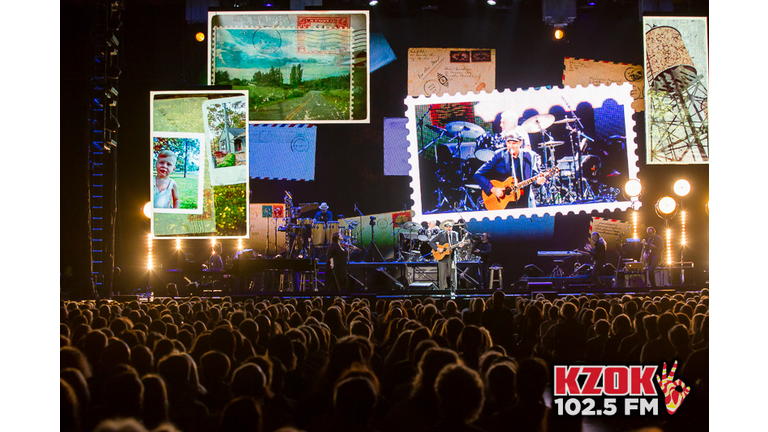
[
  {"x1": 298, "y1": 271, "x2": 315, "y2": 292},
  {"x1": 489, "y1": 265, "x2": 503, "y2": 290}
]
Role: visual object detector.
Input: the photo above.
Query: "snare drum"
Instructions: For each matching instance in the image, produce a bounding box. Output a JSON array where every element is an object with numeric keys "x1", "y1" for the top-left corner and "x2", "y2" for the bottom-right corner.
[
  {"x1": 326, "y1": 221, "x2": 340, "y2": 242},
  {"x1": 311, "y1": 221, "x2": 326, "y2": 245}
]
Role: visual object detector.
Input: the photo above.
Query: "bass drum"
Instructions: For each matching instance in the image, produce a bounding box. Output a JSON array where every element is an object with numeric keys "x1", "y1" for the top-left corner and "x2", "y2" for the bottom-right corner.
[{"x1": 474, "y1": 133, "x2": 501, "y2": 162}]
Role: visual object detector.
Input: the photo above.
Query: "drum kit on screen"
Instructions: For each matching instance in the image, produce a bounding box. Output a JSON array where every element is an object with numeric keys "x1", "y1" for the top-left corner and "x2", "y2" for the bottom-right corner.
[{"x1": 421, "y1": 111, "x2": 619, "y2": 213}]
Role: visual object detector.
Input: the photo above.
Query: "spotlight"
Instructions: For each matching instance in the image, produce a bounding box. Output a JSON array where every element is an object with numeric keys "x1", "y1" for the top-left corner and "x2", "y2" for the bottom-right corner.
[
  {"x1": 487, "y1": 0, "x2": 497, "y2": 5},
  {"x1": 554, "y1": 28, "x2": 564, "y2": 40},
  {"x1": 655, "y1": 196, "x2": 678, "y2": 218},
  {"x1": 195, "y1": 32, "x2": 205, "y2": 42},
  {"x1": 624, "y1": 179, "x2": 642, "y2": 199},
  {"x1": 369, "y1": 0, "x2": 379, "y2": 5},
  {"x1": 673, "y1": 179, "x2": 691, "y2": 197},
  {"x1": 143, "y1": 202, "x2": 152, "y2": 219}
]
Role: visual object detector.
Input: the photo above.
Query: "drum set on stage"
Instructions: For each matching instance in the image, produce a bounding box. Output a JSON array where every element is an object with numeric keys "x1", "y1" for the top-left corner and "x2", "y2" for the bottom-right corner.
[
  {"x1": 420, "y1": 111, "x2": 622, "y2": 213},
  {"x1": 278, "y1": 193, "x2": 359, "y2": 259},
  {"x1": 394, "y1": 220, "x2": 480, "y2": 263}
]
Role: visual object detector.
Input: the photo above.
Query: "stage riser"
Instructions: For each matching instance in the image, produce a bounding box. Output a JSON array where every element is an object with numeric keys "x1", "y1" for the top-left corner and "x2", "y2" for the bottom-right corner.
[{"x1": 112, "y1": 285, "x2": 706, "y2": 306}]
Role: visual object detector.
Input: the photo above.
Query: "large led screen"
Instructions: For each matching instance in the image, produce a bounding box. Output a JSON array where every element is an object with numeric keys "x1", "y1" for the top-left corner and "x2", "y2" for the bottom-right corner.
[
  {"x1": 150, "y1": 91, "x2": 249, "y2": 238},
  {"x1": 208, "y1": 10, "x2": 369, "y2": 123},
  {"x1": 404, "y1": 84, "x2": 639, "y2": 223}
]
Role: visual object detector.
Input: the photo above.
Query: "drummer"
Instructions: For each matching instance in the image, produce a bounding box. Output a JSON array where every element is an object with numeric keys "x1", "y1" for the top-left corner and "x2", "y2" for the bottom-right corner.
[
  {"x1": 314, "y1": 202, "x2": 333, "y2": 223},
  {"x1": 500, "y1": 110, "x2": 531, "y2": 151}
]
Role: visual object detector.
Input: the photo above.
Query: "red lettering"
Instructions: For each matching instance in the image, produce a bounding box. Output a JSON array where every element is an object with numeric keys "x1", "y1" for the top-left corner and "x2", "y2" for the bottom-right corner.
[
  {"x1": 630, "y1": 365, "x2": 658, "y2": 396},
  {"x1": 603, "y1": 366, "x2": 629, "y2": 395},
  {"x1": 554, "y1": 366, "x2": 581, "y2": 396},
  {"x1": 580, "y1": 366, "x2": 603, "y2": 396}
]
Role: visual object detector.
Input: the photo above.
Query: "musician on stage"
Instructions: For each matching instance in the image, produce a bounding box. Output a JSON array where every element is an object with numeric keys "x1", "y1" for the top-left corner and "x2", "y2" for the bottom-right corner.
[
  {"x1": 314, "y1": 202, "x2": 333, "y2": 222},
  {"x1": 643, "y1": 226, "x2": 664, "y2": 287},
  {"x1": 326, "y1": 232, "x2": 349, "y2": 291},
  {"x1": 473, "y1": 233, "x2": 492, "y2": 289},
  {"x1": 474, "y1": 129, "x2": 548, "y2": 209},
  {"x1": 429, "y1": 221, "x2": 461, "y2": 292},
  {"x1": 500, "y1": 110, "x2": 531, "y2": 150},
  {"x1": 582, "y1": 232, "x2": 606, "y2": 287}
]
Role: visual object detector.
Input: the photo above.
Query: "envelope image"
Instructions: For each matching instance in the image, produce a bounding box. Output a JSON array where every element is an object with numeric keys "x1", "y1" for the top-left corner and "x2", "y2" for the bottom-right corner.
[
  {"x1": 408, "y1": 47, "x2": 495, "y2": 97},
  {"x1": 249, "y1": 124, "x2": 317, "y2": 181}
]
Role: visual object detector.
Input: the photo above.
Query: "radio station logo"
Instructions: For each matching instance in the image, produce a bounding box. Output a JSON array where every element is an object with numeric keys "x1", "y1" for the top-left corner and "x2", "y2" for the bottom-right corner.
[{"x1": 553, "y1": 361, "x2": 690, "y2": 417}]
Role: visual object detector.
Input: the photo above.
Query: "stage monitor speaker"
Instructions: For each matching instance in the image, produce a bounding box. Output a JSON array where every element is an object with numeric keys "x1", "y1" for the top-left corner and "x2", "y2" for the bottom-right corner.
[{"x1": 409, "y1": 282, "x2": 438, "y2": 290}]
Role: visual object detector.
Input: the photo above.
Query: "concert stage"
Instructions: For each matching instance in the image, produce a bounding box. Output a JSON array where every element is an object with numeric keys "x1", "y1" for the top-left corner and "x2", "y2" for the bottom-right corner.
[{"x1": 146, "y1": 258, "x2": 704, "y2": 303}]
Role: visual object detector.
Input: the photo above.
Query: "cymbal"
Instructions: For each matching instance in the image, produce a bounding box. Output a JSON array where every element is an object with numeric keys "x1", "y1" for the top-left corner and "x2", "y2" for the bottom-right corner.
[
  {"x1": 553, "y1": 117, "x2": 579, "y2": 124},
  {"x1": 402, "y1": 221, "x2": 420, "y2": 230},
  {"x1": 445, "y1": 121, "x2": 485, "y2": 139},
  {"x1": 540, "y1": 140, "x2": 565, "y2": 147},
  {"x1": 520, "y1": 114, "x2": 555, "y2": 133}
]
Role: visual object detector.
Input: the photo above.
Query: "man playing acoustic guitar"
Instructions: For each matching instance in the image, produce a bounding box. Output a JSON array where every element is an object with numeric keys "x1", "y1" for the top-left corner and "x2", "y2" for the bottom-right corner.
[
  {"x1": 473, "y1": 129, "x2": 551, "y2": 209},
  {"x1": 428, "y1": 221, "x2": 467, "y2": 293}
]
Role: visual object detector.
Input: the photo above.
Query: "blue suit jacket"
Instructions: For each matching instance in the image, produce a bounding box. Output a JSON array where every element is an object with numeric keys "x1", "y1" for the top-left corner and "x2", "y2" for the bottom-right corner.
[{"x1": 473, "y1": 149, "x2": 540, "y2": 208}]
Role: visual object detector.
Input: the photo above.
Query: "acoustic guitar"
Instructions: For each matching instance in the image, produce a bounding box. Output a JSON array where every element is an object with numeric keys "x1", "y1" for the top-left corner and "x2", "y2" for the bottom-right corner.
[
  {"x1": 481, "y1": 168, "x2": 559, "y2": 210},
  {"x1": 432, "y1": 233, "x2": 469, "y2": 261}
]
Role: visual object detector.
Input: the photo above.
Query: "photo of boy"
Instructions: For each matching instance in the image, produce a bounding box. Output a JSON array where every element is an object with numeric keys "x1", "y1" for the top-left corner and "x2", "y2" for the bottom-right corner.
[{"x1": 153, "y1": 150, "x2": 180, "y2": 209}]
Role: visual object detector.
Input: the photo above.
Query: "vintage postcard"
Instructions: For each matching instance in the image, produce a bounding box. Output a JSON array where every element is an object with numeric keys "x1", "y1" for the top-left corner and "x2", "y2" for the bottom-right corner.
[
  {"x1": 643, "y1": 16, "x2": 708, "y2": 164},
  {"x1": 404, "y1": 84, "x2": 639, "y2": 223},
  {"x1": 562, "y1": 57, "x2": 645, "y2": 113},
  {"x1": 151, "y1": 132, "x2": 206, "y2": 215},
  {"x1": 202, "y1": 95, "x2": 249, "y2": 187},
  {"x1": 208, "y1": 11, "x2": 369, "y2": 123},
  {"x1": 150, "y1": 91, "x2": 250, "y2": 238},
  {"x1": 249, "y1": 124, "x2": 317, "y2": 181},
  {"x1": 407, "y1": 47, "x2": 496, "y2": 97}
]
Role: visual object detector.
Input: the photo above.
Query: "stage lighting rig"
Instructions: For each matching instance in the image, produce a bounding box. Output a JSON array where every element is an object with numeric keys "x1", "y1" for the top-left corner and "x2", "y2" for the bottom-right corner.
[
  {"x1": 673, "y1": 179, "x2": 691, "y2": 197},
  {"x1": 655, "y1": 196, "x2": 678, "y2": 219}
]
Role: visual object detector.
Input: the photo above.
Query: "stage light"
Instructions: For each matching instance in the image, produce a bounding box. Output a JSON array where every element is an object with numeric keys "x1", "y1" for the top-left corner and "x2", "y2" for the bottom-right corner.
[
  {"x1": 632, "y1": 210, "x2": 638, "y2": 239},
  {"x1": 680, "y1": 210, "x2": 687, "y2": 246},
  {"x1": 176, "y1": 238, "x2": 182, "y2": 250},
  {"x1": 195, "y1": 32, "x2": 205, "y2": 42},
  {"x1": 142, "y1": 202, "x2": 152, "y2": 218},
  {"x1": 624, "y1": 179, "x2": 642, "y2": 199},
  {"x1": 369, "y1": 0, "x2": 379, "y2": 5},
  {"x1": 487, "y1": 0, "x2": 497, "y2": 5},
  {"x1": 147, "y1": 234, "x2": 154, "y2": 270},
  {"x1": 237, "y1": 238, "x2": 243, "y2": 251},
  {"x1": 655, "y1": 196, "x2": 677, "y2": 218},
  {"x1": 673, "y1": 179, "x2": 691, "y2": 197},
  {"x1": 666, "y1": 228, "x2": 673, "y2": 265},
  {"x1": 554, "y1": 28, "x2": 564, "y2": 40}
]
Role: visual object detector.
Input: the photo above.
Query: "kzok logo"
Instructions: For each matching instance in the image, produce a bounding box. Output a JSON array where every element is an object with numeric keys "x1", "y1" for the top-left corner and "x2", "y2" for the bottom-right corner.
[{"x1": 553, "y1": 361, "x2": 690, "y2": 417}]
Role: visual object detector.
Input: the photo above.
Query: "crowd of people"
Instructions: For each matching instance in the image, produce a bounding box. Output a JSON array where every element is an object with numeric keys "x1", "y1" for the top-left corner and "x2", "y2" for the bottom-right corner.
[{"x1": 60, "y1": 288, "x2": 709, "y2": 432}]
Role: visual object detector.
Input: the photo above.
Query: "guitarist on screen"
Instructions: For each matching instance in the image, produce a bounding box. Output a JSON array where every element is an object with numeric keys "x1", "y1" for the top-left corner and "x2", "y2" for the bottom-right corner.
[
  {"x1": 428, "y1": 221, "x2": 465, "y2": 293},
  {"x1": 473, "y1": 129, "x2": 549, "y2": 209}
]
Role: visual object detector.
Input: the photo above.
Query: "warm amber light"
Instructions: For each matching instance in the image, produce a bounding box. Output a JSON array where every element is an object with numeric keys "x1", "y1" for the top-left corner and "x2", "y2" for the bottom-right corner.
[
  {"x1": 554, "y1": 29, "x2": 564, "y2": 40},
  {"x1": 195, "y1": 32, "x2": 205, "y2": 42}
]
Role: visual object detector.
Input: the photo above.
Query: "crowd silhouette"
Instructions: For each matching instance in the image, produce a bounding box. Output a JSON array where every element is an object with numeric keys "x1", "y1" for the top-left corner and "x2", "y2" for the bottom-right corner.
[{"x1": 60, "y1": 288, "x2": 709, "y2": 432}]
